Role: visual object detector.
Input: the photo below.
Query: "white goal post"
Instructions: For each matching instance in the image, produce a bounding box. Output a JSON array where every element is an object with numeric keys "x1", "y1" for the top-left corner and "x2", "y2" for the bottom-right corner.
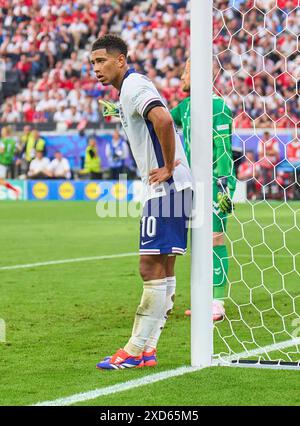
[
  {"x1": 191, "y1": 0, "x2": 300, "y2": 370},
  {"x1": 190, "y1": 0, "x2": 213, "y2": 367}
]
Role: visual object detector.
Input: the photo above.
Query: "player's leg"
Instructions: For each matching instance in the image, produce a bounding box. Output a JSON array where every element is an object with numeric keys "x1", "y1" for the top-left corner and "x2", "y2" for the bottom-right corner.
[
  {"x1": 213, "y1": 232, "x2": 228, "y2": 302},
  {"x1": 212, "y1": 183, "x2": 229, "y2": 320},
  {"x1": 123, "y1": 254, "x2": 168, "y2": 353},
  {"x1": 97, "y1": 254, "x2": 168, "y2": 370},
  {"x1": 142, "y1": 189, "x2": 191, "y2": 360},
  {"x1": 143, "y1": 255, "x2": 177, "y2": 364},
  {"x1": 97, "y1": 189, "x2": 191, "y2": 370}
]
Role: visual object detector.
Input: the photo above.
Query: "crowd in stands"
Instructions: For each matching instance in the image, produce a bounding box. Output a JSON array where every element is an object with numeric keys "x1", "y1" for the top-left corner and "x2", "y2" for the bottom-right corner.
[
  {"x1": 0, "y1": 0, "x2": 190, "y2": 128},
  {"x1": 1, "y1": 0, "x2": 299, "y2": 130},
  {"x1": 236, "y1": 131, "x2": 300, "y2": 200},
  {"x1": 0, "y1": 0, "x2": 299, "y2": 199},
  {"x1": 214, "y1": 0, "x2": 300, "y2": 129}
]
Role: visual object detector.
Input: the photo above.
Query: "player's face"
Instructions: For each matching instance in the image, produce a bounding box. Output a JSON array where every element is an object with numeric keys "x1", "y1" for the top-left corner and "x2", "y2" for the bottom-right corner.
[
  {"x1": 181, "y1": 60, "x2": 190, "y2": 92},
  {"x1": 90, "y1": 49, "x2": 124, "y2": 86}
]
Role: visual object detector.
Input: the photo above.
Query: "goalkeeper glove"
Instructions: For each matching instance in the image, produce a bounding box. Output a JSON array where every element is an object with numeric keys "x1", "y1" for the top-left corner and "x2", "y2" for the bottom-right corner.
[
  {"x1": 98, "y1": 100, "x2": 120, "y2": 117},
  {"x1": 217, "y1": 176, "x2": 234, "y2": 214}
]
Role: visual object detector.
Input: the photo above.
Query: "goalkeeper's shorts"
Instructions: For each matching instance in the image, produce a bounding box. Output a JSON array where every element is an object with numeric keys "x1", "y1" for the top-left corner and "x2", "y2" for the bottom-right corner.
[{"x1": 139, "y1": 188, "x2": 192, "y2": 256}]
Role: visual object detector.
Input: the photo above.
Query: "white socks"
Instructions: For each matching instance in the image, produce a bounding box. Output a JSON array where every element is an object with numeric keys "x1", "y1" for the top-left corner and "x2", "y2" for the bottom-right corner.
[
  {"x1": 144, "y1": 276, "x2": 176, "y2": 352},
  {"x1": 124, "y1": 278, "x2": 167, "y2": 356}
]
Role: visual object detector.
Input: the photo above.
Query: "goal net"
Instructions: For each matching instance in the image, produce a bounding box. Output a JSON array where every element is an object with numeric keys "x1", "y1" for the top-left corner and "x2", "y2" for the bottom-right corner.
[{"x1": 212, "y1": 0, "x2": 300, "y2": 367}]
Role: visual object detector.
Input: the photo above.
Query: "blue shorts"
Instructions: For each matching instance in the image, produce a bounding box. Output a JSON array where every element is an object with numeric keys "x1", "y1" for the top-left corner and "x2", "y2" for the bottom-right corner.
[{"x1": 139, "y1": 188, "x2": 193, "y2": 256}]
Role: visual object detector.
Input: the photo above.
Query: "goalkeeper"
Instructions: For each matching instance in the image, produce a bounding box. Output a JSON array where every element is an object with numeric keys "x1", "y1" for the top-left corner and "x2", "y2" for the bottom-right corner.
[{"x1": 171, "y1": 59, "x2": 236, "y2": 321}]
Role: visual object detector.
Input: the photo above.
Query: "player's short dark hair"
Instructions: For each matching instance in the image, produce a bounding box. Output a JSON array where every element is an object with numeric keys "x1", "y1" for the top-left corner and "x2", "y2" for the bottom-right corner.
[{"x1": 91, "y1": 34, "x2": 128, "y2": 58}]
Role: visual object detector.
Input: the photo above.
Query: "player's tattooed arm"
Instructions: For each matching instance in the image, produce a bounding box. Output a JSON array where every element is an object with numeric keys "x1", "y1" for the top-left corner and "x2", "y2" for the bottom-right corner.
[{"x1": 147, "y1": 106, "x2": 180, "y2": 185}]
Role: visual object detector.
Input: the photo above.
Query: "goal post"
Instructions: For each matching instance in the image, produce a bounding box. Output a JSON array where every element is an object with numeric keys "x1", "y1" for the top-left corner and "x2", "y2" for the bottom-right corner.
[
  {"x1": 191, "y1": 0, "x2": 300, "y2": 370},
  {"x1": 190, "y1": 0, "x2": 214, "y2": 368}
]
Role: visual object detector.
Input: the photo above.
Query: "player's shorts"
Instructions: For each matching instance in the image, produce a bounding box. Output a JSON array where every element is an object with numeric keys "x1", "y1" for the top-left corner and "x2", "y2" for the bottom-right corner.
[
  {"x1": 139, "y1": 188, "x2": 193, "y2": 256},
  {"x1": 0, "y1": 164, "x2": 7, "y2": 179},
  {"x1": 213, "y1": 183, "x2": 235, "y2": 233}
]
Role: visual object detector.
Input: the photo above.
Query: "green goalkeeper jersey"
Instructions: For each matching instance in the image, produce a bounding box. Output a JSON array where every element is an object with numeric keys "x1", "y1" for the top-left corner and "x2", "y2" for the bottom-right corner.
[
  {"x1": 171, "y1": 97, "x2": 191, "y2": 164},
  {"x1": 171, "y1": 93, "x2": 236, "y2": 193}
]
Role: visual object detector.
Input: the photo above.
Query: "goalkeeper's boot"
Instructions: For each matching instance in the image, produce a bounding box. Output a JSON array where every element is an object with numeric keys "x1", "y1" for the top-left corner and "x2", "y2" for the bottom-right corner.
[
  {"x1": 96, "y1": 349, "x2": 144, "y2": 370},
  {"x1": 143, "y1": 349, "x2": 157, "y2": 367},
  {"x1": 213, "y1": 300, "x2": 225, "y2": 322},
  {"x1": 185, "y1": 302, "x2": 225, "y2": 321}
]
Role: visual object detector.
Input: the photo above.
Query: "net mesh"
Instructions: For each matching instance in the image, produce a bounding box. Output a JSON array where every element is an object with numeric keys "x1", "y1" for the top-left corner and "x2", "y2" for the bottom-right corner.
[{"x1": 212, "y1": 0, "x2": 300, "y2": 365}]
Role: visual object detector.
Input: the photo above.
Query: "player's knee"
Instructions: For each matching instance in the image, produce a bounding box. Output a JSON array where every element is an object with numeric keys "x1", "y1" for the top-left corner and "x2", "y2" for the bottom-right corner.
[
  {"x1": 166, "y1": 256, "x2": 176, "y2": 277},
  {"x1": 139, "y1": 257, "x2": 165, "y2": 281},
  {"x1": 213, "y1": 232, "x2": 224, "y2": 246},
  {"x1": 139, "y1": 261, "x2": 154, "y2": 281}
]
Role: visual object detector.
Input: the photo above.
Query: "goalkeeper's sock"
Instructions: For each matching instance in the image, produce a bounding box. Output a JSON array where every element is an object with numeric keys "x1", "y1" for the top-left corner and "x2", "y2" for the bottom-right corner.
[
  {"x1": 213, "y1": 245, "x2": 228, "y2": 300},
  {"x1": 144, "y1": 276, "x2": 176, "y2": 352},
  {"x1": 124, "y1": 279, "x2": 167, "y2": 357}
]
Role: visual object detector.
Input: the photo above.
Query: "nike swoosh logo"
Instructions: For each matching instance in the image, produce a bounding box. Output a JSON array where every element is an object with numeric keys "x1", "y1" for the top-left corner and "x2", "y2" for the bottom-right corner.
[{"x1": 141, "y1": 240, "x2": 154, "y2": 246}]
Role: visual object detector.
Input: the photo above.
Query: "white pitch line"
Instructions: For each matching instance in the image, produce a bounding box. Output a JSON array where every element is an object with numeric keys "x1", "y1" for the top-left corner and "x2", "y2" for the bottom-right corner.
[
  {"x1": 33, "y1": 337, "x2": 300, "y2": 406},
  {"x1": 0, "y1": 252, "x2": 294, "y2": 272},
  {"x1": 32, "y1": 366, "x2": 203, "y2": 406},
  {"x1": 0, "y1": 253, "x2": 138, "y2": 271},
  {"x1": 217, "y1": 337, "x2": 300, "y2": 363}
]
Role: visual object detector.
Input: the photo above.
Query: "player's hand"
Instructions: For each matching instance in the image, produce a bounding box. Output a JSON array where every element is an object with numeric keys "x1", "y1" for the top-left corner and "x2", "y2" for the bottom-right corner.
[
  {"x1": 98, "y1": 100, "x2": 120, "y2": 117},
  {"x1": 216, "y1": 177, "x2": 234, "y2": 214},
  {"x1": 149, "y1": 160, "x2": 181, "y2": 185},
  {"x1": 217, "y1": 192, "x2": 234, "y2": 214}
]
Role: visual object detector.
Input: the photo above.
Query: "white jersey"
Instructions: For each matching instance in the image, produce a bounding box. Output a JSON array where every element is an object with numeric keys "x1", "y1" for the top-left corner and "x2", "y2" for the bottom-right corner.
[{"x1": 118, "y1": 69, "x2": 193, "y2": 202}]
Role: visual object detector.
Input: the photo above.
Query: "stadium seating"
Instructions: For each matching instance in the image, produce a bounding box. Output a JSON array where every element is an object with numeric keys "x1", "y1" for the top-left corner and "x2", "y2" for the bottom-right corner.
[{"x1": 0, "y1": 0, "x2": 190, "y2": 128}]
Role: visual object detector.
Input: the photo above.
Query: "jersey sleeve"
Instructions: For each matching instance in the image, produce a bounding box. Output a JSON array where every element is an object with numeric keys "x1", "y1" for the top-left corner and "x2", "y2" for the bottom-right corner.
[
  {"x1": 130, "y1": 80, "x2": 164, "y2": 118},
  {"x1": 213, "y1": 107, "x2": 233, "y2": 178},
  {"x1": 170, "y1": 104, "x2": 183, "y2": 127}
]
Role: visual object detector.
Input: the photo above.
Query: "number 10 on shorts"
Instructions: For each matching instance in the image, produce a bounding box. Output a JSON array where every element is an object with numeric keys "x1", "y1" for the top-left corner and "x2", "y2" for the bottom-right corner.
[{"x1": 141, "y1": 216, "x2": 157, "y2": 238}]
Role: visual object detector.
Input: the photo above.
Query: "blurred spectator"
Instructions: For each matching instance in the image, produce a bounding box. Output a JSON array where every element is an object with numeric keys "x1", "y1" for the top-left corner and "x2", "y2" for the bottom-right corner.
[
  {"x1": 80, "y1": 136, "x2": 102, "y2": 180},
  {"x1": 0, "y1": 103, "x2": 20, "y2": 123},
  {"x1": 14, "y1": 124, "x2": 31, "y2": 175},
  {"x1": 105, "y1": 128, "x2": 129, "y2": 179},
  {"x1": 257, "y1": 131, "x2": 281, "y2": 197},
  {"x1": 23, "y1": 129, "x2": 46, "y2": 169},
  {"x1": 258, "y1": 131, "x2": 280, "y2": 166},
  {"x1": 27, "y1": 151, "x2": 50, "y2": 179},
  {"x1": 0, "y1": 126, "x2": 16, "y2": 178},
  {"x1": 286, "y1": 139, "x2": 300, "y2": 165},
  {"x1": 68, "y1": 18, "x2": 88, "y2": 49},
  {"x1": 16, "y1": 54, "x2": 32, "y2": 88},
  {"x1": 237, "y1": 151, "x2": 260, "y2": 200},
  {"x1": 64, "y1": 106, "x2": 83, "y2": 125},
  {"x1": 47, "y1": 151, "x2": 71, "y2": 180},
  {"x1": 82, "y1": 105, "x2": 99, "y2": 123}
]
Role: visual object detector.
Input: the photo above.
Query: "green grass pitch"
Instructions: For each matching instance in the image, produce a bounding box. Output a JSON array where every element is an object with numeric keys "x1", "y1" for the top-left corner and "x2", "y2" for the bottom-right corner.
[{"x1": 0, "y1": 201, "x2": 299, "y2": 406}]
